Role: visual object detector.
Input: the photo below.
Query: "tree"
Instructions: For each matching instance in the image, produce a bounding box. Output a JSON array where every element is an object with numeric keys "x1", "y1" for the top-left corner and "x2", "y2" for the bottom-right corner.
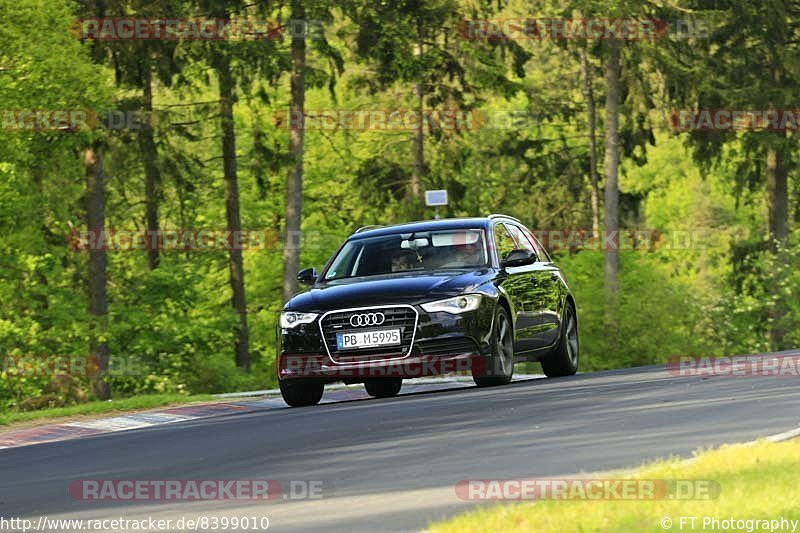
[
  {"x1": 344, "y1": 0, "x2": 529, "y2": 218},
  {"x1": 214, "y1": 47, "x2": 251, "y2": 370},
  {"x1": 77, "y1": 0, "x2": 186, "y2": 271},
  {"x1": 580, "y1": 45, "x2": 601, "y2": 239},
  {"x1": 138, "y1": 54, "x2": 164, "y2": 270},
  {"x1": 603, "y1": 39, "x2": 620, "y2": 297},
  {"x1": 192, "y1": 0, "x2": 289, "y2": 369},
  {"x1": 280, "y1": 1, "x2": 343, "y2": 301},
  {"x1": 281, "y1": 0, "x2": 308, "y2": 303},
  {"x1": 0, "y1": 0, "x2": 112, "y2": 403},
  {"x1": 84, "y1": 145, "x2": 111, "y2": 399},
  {"x1": 658, "y1": 0, "x2": 799, "y2": 348}
]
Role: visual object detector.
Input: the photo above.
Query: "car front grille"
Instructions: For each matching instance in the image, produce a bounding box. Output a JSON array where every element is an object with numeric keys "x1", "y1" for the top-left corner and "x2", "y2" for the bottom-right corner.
[{"x1": 320, "y1": 306, "x2": 418, "y2": 363}]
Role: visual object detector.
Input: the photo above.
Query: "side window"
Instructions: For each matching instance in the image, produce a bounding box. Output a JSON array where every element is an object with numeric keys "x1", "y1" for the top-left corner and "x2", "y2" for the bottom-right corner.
[
  {"x1": 493, "y1": 223, "x2": 517, "y2": 262},
  {"x1": 506, "y1": 224, "x2": 537, "y2": 258},
  {"x1": 521, "y1": 226, "x2": 550, "y2": 262}
]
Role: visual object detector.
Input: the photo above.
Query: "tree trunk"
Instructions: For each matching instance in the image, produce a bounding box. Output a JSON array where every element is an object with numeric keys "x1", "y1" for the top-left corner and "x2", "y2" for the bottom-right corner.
[
  {"x1": 216, "y1": 52, "x2": 250, "y2": 371},
  {"x1": 281, "y1": 0, "x2": 307, "y2": 304},
  {"x1": 603, "y1": 40, "x2": 620, "y2": 298},
  {"x1": 137, "y1": 60, "x2": 161, "y2": 270},
  {"x1": 410, "y1": 25, "x2": 424, "y2": 211},
  {"x1": 581, "y1": 47, "x2": 601, "y2": 240},
  {"x1": 411, "y1": 81, "x2": 424, "y2": 204},
  {"x1": 766, "y1": 143, "x2": 789, "y2": 246},
  {"x1": 795, "y1": 182, "x2": 800, "y2": 224},
  {"x1": 31, "y1": 163, "x2": 50, "y2": 310},
  {"x1": 252, "y1": 120, "x2": 268, "y2": 201},
  {"x1": 84, "y1": 147, "x2": 110, "y2": 400},
  {"x1": 766, "y1": 136, "x2": 789, "y2": 350}
]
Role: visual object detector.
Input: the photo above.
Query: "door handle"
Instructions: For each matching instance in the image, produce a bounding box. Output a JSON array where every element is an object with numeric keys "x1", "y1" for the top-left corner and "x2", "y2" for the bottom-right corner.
[{"x1": 550, "y1": 273, "x2": 560, "y2": 281}]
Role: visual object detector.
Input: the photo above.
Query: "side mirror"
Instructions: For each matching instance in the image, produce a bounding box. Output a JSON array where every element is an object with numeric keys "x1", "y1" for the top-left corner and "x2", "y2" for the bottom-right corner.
[
  {"x1": 501, "y1": 249, "x2": 536, "y2": 268},
  {"x1": 297, "y1": 267, "x2": 318, "y2": 286}
]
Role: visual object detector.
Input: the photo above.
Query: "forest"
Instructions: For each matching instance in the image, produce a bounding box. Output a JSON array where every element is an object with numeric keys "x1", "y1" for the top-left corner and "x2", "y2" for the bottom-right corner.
[{"x1": 0, "y1": 0, "x2": 798, "y2": 410}]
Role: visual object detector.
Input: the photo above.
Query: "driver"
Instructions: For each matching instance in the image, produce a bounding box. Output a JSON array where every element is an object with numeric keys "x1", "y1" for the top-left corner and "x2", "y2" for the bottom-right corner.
[{"x1": 391, "y1": 250, "x2": 417, "y2": 272}]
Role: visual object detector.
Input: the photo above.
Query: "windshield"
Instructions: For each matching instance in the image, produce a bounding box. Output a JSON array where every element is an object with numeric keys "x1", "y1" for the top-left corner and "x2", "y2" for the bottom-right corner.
[{"x1": 324, "y1": 229, "x2": 488, "y2": 281}]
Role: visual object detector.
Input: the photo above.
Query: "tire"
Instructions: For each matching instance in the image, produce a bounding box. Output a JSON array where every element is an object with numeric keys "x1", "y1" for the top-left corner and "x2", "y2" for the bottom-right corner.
[
  {"x1": 364, "y1": 378, "x2": 402, "y2": 398},
  {"x1": 279, "y1": 379, "x2": 324, "y2": 407},
  {"x1": 541, "y1": 300, "x2": 579, "y2": 378},
  {"x1": 473, "y1": 305, "x2": 514, "y2": 387}
]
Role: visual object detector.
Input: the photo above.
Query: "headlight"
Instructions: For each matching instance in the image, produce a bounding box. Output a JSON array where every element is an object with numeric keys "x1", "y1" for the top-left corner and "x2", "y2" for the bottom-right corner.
[
  {"x1": 280, "y1": 311, "x2": 318, "y2": 329},
  {"x1": 421, "y1": 294, "x2": 482, "y2": 314}
]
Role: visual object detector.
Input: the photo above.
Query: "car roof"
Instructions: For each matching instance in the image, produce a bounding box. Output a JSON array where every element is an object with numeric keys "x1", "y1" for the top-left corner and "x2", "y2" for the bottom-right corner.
[{"x1": 349, "y1": 216, "x2": 517, "y2": 239}]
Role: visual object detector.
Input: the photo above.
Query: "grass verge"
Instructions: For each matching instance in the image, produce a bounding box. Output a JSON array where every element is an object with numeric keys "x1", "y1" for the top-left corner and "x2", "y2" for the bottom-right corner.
[
  {"x1": 430, "y1": 439, "x2": 800, "y2": 532},
  {"x1": 0, "y1": 393, "x2": 214, "y2": 428}
]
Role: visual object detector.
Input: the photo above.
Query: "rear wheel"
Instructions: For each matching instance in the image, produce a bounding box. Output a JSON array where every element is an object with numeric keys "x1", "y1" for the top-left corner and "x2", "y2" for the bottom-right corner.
[
  {"x1": 541, "y1": 301, "x2": 579, "y2": 377},
  {"x1": 364, "y1": 378, "x2": 402, "y2": 398},
  {"x1": 279, "y1": 379, "x2": 324, "y2": 407},
  {"x1": 473, "y1": 305, "x2": 514, "y2": 387}
]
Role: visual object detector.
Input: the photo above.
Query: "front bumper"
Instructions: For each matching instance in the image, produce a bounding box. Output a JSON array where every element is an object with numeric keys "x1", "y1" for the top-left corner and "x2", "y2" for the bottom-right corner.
[
  {"x1": 277, "y1": 302, "x2": 494, "y2": 382},
  {"x1": 277, "y1": 351, "x2": 480, "y2": 381}
]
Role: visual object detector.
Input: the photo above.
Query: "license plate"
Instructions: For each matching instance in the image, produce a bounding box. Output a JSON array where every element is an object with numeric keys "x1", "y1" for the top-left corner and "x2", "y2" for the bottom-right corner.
[{"x1": 336, "y1": 329, "x2": 401, "y2": 350}]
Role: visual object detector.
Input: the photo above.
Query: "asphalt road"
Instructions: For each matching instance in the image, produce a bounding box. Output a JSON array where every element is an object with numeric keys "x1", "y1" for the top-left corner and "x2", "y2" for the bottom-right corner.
[{"x1": 2, "y1": 351, "x2": 799, "y2": 532}]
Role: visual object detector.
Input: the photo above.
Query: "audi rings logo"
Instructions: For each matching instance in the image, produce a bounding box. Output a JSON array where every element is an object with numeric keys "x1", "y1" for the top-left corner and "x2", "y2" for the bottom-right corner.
[{"x1": 349, "y1": 312, "x2": 386, "y2": 327}]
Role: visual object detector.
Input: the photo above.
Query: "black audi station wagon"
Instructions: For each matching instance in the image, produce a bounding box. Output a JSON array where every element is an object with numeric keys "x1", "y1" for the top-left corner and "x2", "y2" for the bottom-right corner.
[{"x1": 277, "y1": 215, "x2": 579, "y2": 406}]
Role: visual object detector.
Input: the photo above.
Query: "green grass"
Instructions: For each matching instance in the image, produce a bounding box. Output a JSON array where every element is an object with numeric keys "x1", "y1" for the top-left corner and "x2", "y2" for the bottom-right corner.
[
  {"x1": 430, "y1": 439, "x2": 800, "y2": 532},
  {"x1": 0, "y1": 393, "x2": 215, "y2": 427}
]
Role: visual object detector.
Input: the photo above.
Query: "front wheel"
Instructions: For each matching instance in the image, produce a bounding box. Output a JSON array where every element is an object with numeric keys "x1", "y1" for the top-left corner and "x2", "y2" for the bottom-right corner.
[
  {"x1": 279, "y1": 379, "x2": 324, "y2": 407},
  {"x1": 473, "y1": 305, "x2": 514, "y2": 387},
  {"x1": 364, "y1": 378, "x2": 402, "y2": 398},
  {"x1": 541, "y1": 301, "x2": 579, "y2": 377}
]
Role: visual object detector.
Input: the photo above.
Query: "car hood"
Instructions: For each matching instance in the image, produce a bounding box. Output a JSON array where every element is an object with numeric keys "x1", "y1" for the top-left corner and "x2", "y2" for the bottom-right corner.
[{"x1": 286, "y1": 269, "x2": 494, "y2": 312}]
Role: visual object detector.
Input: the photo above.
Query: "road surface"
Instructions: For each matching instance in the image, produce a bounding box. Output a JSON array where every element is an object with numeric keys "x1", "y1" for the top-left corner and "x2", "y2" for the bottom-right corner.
[{"x1": 1, "y1": 352, "x2": 799, "y2": 532}]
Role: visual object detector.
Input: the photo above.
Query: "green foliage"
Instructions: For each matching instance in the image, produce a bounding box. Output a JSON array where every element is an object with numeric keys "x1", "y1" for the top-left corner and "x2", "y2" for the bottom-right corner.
[
  {"x1": 705, "y1": 232, "x2": 800, "y2": 355},
  {"x1": 558, "y1": 251, "x2": 707, "y2": 370}
]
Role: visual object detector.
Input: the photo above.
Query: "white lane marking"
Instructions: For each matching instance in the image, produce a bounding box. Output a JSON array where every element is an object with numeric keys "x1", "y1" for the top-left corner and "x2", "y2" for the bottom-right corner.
[
  {"x1": 765, "y1": 426, "x2": 800, "y2": 442},
  {"x1": 64, "y1": 413, "x2": 195, "y2": 432}
]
